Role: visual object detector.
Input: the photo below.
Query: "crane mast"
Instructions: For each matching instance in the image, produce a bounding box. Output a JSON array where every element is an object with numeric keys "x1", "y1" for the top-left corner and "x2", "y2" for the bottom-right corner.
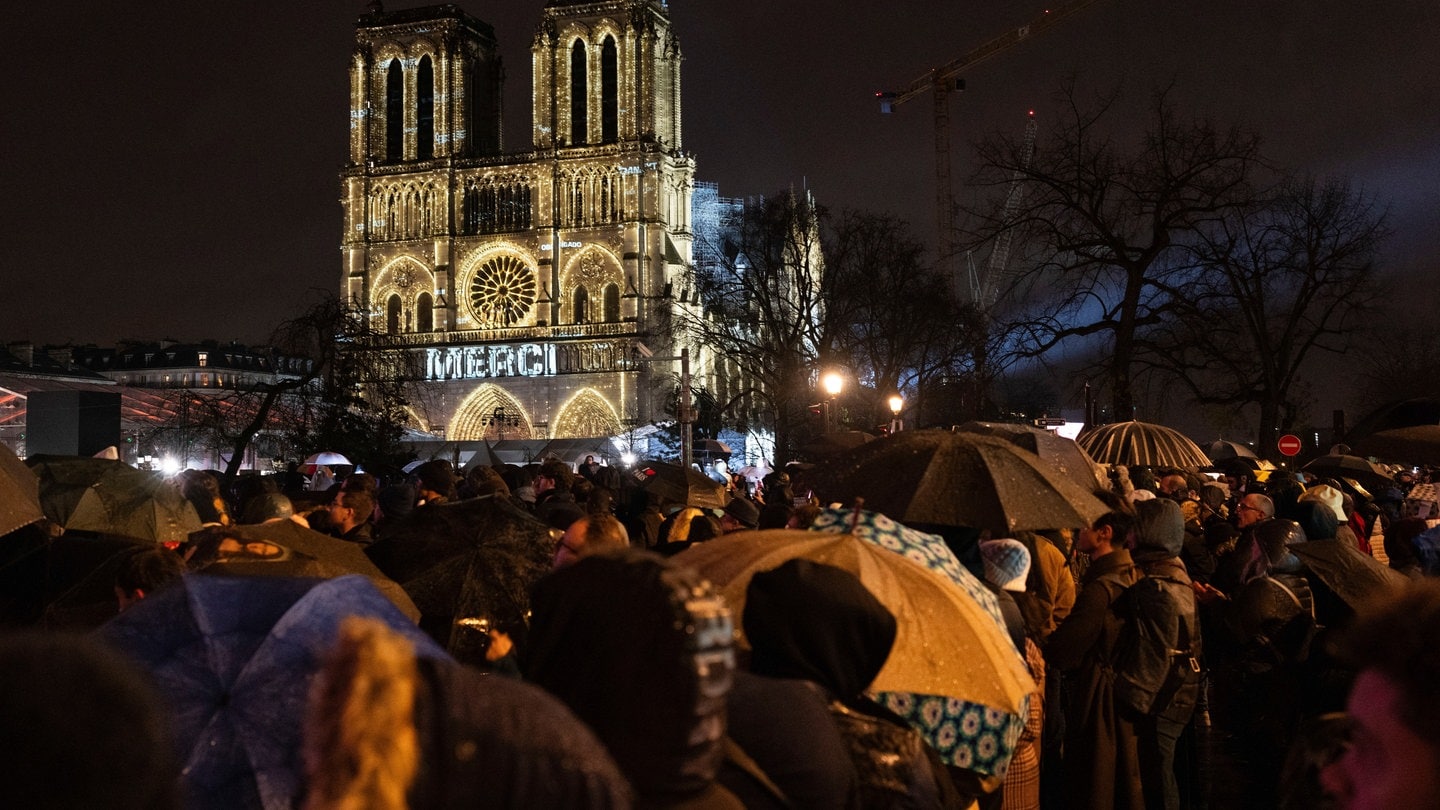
[{"x1": 877, "y1": 0, "x2": 1103, "y2": 298}]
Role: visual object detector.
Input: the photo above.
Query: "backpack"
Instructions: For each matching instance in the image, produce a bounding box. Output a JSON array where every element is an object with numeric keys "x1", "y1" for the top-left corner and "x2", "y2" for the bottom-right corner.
[
  {"x1": 1228, "y1": 573, "x2": 1316, "y2": 672},
  {"x1": 1108, "y1": 575, "x2": 1202, "y2": 717}
]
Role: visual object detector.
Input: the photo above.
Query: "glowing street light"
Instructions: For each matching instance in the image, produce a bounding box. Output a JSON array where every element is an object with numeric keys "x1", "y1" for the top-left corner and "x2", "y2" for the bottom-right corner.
[
  {"x1": 888, "y1": 394, "x2": 905, "y2": 434},
  {"x1": 821, "y1": 371, "x2": 844, "y2": 398}
]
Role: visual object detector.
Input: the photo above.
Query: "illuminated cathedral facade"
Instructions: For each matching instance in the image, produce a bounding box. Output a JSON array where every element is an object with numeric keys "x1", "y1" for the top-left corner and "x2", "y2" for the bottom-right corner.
[{"x1": 341, "y1": 0, "x2": 703, "y2": 445}]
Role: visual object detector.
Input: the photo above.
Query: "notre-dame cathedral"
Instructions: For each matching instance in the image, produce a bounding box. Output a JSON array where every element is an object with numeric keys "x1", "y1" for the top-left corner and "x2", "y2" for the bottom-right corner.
[{"x1": 341, "y1": 0, "x2": 707, "y2": 446}]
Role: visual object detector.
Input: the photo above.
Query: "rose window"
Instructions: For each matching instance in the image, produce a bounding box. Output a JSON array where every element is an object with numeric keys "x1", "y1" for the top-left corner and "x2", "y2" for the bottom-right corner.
[{"x1": 469, "y1": 255, "x2": 537, "y2": 326}]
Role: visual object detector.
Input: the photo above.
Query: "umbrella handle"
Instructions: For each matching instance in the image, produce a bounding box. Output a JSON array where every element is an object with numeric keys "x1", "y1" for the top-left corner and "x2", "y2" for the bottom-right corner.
[{"x1": 849, "y1": 498, "x2": 865, "y2": 533}]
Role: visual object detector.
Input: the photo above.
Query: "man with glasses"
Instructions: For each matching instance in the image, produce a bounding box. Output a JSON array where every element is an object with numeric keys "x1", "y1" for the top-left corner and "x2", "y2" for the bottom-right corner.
[{"x1": 1235, "y1": 494, "x2": 1275, "y2": 529}]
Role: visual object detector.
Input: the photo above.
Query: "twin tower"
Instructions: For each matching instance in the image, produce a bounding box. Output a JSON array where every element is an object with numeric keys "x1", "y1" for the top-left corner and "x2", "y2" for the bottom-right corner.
[{"x1": 340, "y1": 1, "x2": 700, "y2": 445}]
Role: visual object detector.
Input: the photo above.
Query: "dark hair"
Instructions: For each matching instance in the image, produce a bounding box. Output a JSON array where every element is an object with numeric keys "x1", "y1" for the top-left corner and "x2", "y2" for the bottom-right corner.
[
  {"x1": 539, "y1": 460, "x2": 574, "y2": 490},
  {"x1": 1334, "y1": 579, "x2": 1440, "y2": 746},
  {"x1": 1093, "y1": 510, "x2": 1136, "y2": 550},
  {"x1": 114, "y1": 546, "x2": 185, "y2": 596},
  {"x1": 337, "y1": 489, "x2": 374, "y2": 522},
  {"x1": 177, "y1": 469, "x2": 229, "y2": 524}
]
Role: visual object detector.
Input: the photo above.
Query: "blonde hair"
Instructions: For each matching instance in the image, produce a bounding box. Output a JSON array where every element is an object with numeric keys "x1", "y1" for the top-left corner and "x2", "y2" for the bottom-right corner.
[
  {"x1": 302, "y1": 618, "x2": 420, "y2": 810},
  {"x1": 668, "y1": 507, "x2": 703, "y2": 542}
]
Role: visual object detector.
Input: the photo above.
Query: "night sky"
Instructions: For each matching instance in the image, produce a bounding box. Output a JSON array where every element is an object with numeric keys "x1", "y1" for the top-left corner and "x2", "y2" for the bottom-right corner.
[{"x1": 3, "y1": 0, "x2": 1436, "y2": 348}]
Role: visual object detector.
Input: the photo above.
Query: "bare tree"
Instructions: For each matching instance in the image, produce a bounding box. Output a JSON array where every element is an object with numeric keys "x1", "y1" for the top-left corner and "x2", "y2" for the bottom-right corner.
[{"x1": 963, "y1": 84, "x2": 1264, "y2": 419}]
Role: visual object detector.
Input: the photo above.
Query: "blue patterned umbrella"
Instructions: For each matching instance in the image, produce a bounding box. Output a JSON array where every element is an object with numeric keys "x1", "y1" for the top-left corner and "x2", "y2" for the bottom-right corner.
[{"x1": 809, "y1": 506, "x2": 1028, "y2": 776}]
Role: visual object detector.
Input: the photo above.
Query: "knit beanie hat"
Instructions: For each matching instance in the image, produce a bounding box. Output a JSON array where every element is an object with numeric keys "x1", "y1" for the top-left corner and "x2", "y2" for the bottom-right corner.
[{"x1": 979, "y1": 538, "x2": 1031, "y2": 592}]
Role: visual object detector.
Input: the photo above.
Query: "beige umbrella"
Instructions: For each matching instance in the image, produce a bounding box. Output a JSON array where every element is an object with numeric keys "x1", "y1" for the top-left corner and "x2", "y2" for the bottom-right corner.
[
  {"x1": 1076, "y1": 420, "x2": 1212, "y2": 468},
  {"x1": 0, "y1": 443, "x2": 44, "y2": 536},
  {"x1": 674, "y1": 529, "x2": 1034, "y2": 713}
]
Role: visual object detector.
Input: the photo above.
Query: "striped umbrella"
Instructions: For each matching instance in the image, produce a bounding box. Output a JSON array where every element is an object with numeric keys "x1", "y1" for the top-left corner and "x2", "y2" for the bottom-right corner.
[{"x1": 1076, "y1": 421, "x2": 1211, "y2": 468}]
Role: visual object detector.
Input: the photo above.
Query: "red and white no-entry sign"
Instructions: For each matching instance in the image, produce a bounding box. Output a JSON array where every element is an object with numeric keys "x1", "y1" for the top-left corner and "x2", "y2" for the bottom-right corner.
[{"x1": 1277, "y1": 434, "x2": 1302, "y2": 457}]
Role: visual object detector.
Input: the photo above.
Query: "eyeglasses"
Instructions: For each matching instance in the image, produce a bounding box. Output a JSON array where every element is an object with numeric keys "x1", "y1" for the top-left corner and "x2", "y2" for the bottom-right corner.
[{"x1": 1237, "y1": 504, "x2": 1264, "y2": 514}]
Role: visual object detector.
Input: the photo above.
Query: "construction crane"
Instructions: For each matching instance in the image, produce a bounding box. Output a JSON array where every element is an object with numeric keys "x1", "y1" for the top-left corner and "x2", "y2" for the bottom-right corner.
[
  {"x1": 967, "y1": 111, "x2": 1038, "y2": 308},
  {"x1": 877, "y1": 0, "x2": 1103, "y2": 300}
]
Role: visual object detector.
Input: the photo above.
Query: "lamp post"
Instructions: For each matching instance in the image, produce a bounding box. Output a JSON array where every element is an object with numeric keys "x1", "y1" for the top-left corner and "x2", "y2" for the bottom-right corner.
[
  {"x1": 821, "y1": 371, "x2": 844, "y2": 433},
  {"x1": 888, "y1": 394, "x2": 904, "y2": 434}
]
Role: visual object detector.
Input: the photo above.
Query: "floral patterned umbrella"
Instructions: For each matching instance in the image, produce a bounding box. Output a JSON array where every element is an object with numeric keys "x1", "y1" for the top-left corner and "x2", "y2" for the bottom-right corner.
[{"x1": 808, "y1": 506, "x2": 1028, "y2": 776}]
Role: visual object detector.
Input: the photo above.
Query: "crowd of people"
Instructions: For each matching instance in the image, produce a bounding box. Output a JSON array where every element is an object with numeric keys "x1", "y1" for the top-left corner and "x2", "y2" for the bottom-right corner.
[{"x1": 3, "y1": 449, "x2": 1440, "y2": 809}]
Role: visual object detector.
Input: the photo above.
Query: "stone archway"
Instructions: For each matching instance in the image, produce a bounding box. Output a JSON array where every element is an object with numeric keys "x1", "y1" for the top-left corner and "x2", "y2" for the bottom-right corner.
[
  {"x1": 552, "y1": 388, "x2": 622, "y2": 438},
  {"x1": 448, "y1": 383, "x2": 534, "y2": 441}
]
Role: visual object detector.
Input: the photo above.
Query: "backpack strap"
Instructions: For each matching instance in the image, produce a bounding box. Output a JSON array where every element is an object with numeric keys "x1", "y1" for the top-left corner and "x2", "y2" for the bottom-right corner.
[{"x1": 723, "y1": 735, "x2": 793, "y2": 808}]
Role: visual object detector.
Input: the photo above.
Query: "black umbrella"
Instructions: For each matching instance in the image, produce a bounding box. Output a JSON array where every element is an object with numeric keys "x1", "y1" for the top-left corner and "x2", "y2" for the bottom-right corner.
[
  {"x1": 1288, "y1": 539, "x2": 1407, "y2": 609},
  {"x1": 820, "y1": 429, "x2": 1110, "y2": 533},
  {"x1": 1301, "y1": 454, "x2": 1394, "y2": 493},
  {"x1": 28, "y1": 455, "x2": 201, "y2": 545},
  {"x1": 1206, "y1": 439, "x2": 1260, "y2": 461},
  {"x1": 634, "y1": 461, "x2": 728, "y2": 509},
  {"x1": 364, "y1": 495, "x2": 554, "y2": 665},
  {"x1": 0, "y1": 442, "x2": 43, "y2": 537},
  {"x1": 956, "y1": 421, "x2": 1107, "y2": 490}
]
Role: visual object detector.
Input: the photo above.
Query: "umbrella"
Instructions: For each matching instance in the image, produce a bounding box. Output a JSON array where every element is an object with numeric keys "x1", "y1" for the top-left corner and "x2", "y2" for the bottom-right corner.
[
  {"x1": 674, "y1": 529, "x2": 1034, "y2": 713},
  {"x1": 803, "y1": 430, "x2": 878, "y2": 458},
  {"x1": 1075, "y1": 421, "x2": 1212, "y2": 468},
  {"x1": 819, "y1": 430, "x2": 1110, "y2": 532},
  {"x1": 957, "y1": 421, "x2": 1108, "y2": 490},
  {"x1": 735, "y1": 462, "x2": 774, "y2": 483},
  {"x1": 633, "y1": 461, "x2": 728, "y2": 509},
  {"x1": 28, "y1": 455, "x2": 202, "y2": 545},
  {"x1": 303, "y1": 451, "x2": 351, "y2": 467},
  {"x1": 0, "y1": 442, "x2": 44, "y2": 536},
  {"x1": 1287, "y1": 539, "x2": 1408, "y2": 609},
  {"x1": 1351, "y1": 426, "x2": 1440, "y2": 466},
  {"x1": 1301, "y1": 454, "x2": 1394, "y2": 493},
  {"x1": 365, "y1": 495, "x2": 554, "y2": 664},
  {"x1": 187, "y1": 520, "x2": 419, "y2": 622},
  {"x1": 808, "y1": 506, "x2": 1025, "y2": 774},
  {"x1": 97, "y1": 574, "x2": 447, "y2": 810},
  {"x1": 1206, "y1": 439, "x2": 1260, "y2": 461},
  {"x1": 1347, "y1": 397, "x2": 1440, "y2": 436},
  {"x1": 693, "y1": 438, "x2": 733, "y2": 458}
]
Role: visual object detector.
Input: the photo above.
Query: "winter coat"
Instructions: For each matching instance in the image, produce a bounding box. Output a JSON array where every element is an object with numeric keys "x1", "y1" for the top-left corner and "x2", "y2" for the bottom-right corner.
[{"x1": 1046, "y1": 549, "x2": 1146, "y2": 810}]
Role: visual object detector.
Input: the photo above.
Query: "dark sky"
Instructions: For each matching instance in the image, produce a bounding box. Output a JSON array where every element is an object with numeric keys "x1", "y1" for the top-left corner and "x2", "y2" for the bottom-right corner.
[{"x1": 3, "y1": 0, "x2": 1436, "y2": 348}]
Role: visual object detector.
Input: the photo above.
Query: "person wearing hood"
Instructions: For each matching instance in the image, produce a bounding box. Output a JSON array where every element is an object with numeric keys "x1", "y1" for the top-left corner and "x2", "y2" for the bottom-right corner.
[
  {"x1": 1131, "y1": 499, "x2": 1203, "y2": 810},
  {"x1": 744, "y1": 558, "x2": 968, "y2": 809}
]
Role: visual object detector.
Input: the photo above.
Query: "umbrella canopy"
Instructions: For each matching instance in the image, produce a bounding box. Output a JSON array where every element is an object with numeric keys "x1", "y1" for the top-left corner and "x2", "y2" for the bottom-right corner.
[
  {"x1": 807, "y1": 506, "x2": 1024, "y2": 774},
  {"x1": 1076, "y1": 421, "x2": 1212, "y2": 468},
  {"x1": 803, "y1": 430, "x2": 878, "y2": 458},
  {"x1": 0, "y1": 442, "x2": 44, "y2": 536},
  {"x1": 634, "y1": 461, "x2": 728, "y2": 509},
  {"x1": 1351, "y1": 426, "x2": 1440, "y2": 466},
  {"x1": 303, "y1": 451, "x2": 351, "y2": 467},
  {"x1": 957, "y1": 421, "x2": 1108, "y2": 490},
  {"x1": 365, "y1": 495, "x2": 554, "y2": 664},
  {"x1": 674, "y1": 529, "x2": 1034, "y2": 713},
  {"x1": 28, "y1": 455, "x2": 202, "y2": 544},
  {"x1": 1347, "y1": 397, "x2": 1440, "y2": 437},
  {"x1": 819, "y1": 430, "x2": 1109, "y2": 532},
  {"x1": 735, "y1": 462, "x2": 774, "y2": 483},
  {"x1": 96, "y1": 574, "x2": 447, "y2": 810},
  {"x1": 693, "y1": 438, "x2": 733, "y2": 458},
  {"x1": 1206, "y1": 439, "x2": 1260, "y2": 461},
  {"x1": 1301, "y1": 454, "x2": 1395, "y2": 492},
  {"x1": 188, "y1": 521, "x2": 419, "y2": 622},
  {"x1": 1287, "y1": 539, "x2": 1408, "y2": 609}
]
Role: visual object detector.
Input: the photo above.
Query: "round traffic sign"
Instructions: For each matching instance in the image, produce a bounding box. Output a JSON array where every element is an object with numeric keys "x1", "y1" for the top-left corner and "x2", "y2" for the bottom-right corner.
[{"x1": 1277, "y1": 434, "x2": 1302, "y2": 457}]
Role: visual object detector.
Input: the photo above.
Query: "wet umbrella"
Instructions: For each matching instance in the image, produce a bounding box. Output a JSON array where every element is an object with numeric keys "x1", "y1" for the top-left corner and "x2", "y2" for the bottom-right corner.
[
  {"x1": 820, "y1": 429, "x2": 1109, "y2": 533},
  {"x1": 97, "y1": 574, "x2": 446, "y2": 810},
  {"x1": 802, "y1": 429, "x2": 878, "y2": 458},
  {"x1": 633, "y1": 461, "x2": 728, "y2": 509},
  {"x1": 187, "y1": 521, "x2": 419, "y2": 622},
  {"x1": 28, "y1": 455, "x2": 202, "y2": 545},
  {"x1": 302, "y1": 451, "x2": 351, "y2": 467},
  {"x1": 1076, "y1": 420, "x2": 1212, "y2": 468},
  {"x1": 365, "y1": 495, "x2": 554, "y2": 664},
  {"x1": 0, "y1": 442, "x2": 44, "y2": 536},
  {"x1": 693, "y1": 438, "x2": 733, "y2": 459},
  {"x1": 1351, "y1": 426, "x2": 1440, "y2": 466},
  {"x1": 675, "y1": 529, "x2": 1034, "y2": 713},
  {"x1": 1287, "y1": 539, "x2": 1408, "y2": 609},
  {"x1": 807, "y1": 506, "x2": 1024, "y2": 774},
  {"x1": 957, "y1": 420, "x2": 1108, "y2": 490},
  {"x1": 1301, "y1": 454, "x2": 1395, "y2": 493},
  {"x1": 1206, "y1": 439, "x2": 1260, "y2": 461}
]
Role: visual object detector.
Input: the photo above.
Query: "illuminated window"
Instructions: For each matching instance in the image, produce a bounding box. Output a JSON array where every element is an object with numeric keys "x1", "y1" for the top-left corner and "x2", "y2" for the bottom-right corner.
[
  {"x1": 200, "y1": 374, "x2": 210, "y2": 386},
  {"x1": 417, "y1": 292, "x2": 433, "y2": 332},
  {"x1": 570, "y1": 39, "x2": 587, "y2": 146},
  {"x1": 603, "y1": 283, "x2": 620, "y2": 322},
  {"x1": 385, "y1": 60, "x2": 403, "y2": 161},
  {"x1": 198, "y1": 352, "x2": 208, "y2": 367},
  {"x1": 387, "y1": 294, "x2": 402, "y2": 334},
  {"x1": 601, "y1": 37, "x2": 618, "y2": 143},
  {"x1": 417, "y1": 55, "x2": 434, "y2": 160},
  {"x1": 573, "y1": 285, "x2": 589, "y2": 324}
]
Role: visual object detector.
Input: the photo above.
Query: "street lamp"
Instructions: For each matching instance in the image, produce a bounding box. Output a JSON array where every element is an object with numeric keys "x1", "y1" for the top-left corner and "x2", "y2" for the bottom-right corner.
[
  {"x1": 820, "y1": 371, "x2": 844, "y2": 432},
  {"x1": 888, "y1": 394, "x2": 904, "y2": 434}
]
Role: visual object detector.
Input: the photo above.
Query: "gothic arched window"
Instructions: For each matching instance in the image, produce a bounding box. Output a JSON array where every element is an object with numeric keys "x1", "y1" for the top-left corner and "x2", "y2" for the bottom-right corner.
[
  {"x1": 417, "y1": 55, "x2": 434, "y2": 160},
  {"x1": 570, "y1": 40, "x2": 587, "y2": 146},
  {"x1": 417, "y1": 292, "x2": 433, "y2": 332},
  {"x1": 386, "y1": 294, "x2": 402, "y2": 334},
  {"x1": 385, "y1": 60, "x2": 404, "y2": 162},
  {"x1": 603, "y1": 283, "x2": 620, "y2": 322},
  {"x1": 573, "y1": 286, "x2": 589, "y2": 324},
  {"x1": 601, "y1": 37, "x2": 618, "y2": 143}
]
